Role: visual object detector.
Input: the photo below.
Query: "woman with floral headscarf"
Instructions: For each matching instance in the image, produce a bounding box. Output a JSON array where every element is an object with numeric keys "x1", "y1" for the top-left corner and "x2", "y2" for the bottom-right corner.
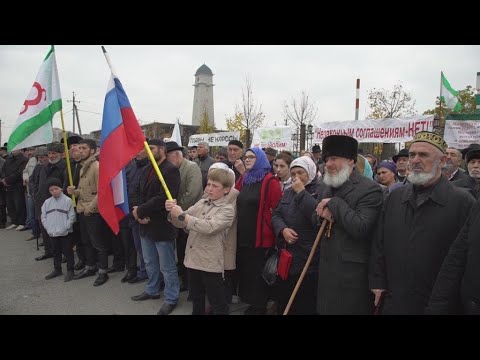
[
  {"x1": 271, "y1": 156, "x2": 320, "y2": 315},
  {"x1": 235, "y1": 147, "x2": 282, "y2": 315}
]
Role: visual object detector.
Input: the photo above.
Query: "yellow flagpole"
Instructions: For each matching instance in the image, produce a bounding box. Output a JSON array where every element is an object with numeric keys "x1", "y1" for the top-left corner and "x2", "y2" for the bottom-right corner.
[
  {"x1": 59, "y1": 110, "x2": 76, "y2": 207},
  {"x1": 143, "y1": 141, "x2": 173, "y2": 200}
]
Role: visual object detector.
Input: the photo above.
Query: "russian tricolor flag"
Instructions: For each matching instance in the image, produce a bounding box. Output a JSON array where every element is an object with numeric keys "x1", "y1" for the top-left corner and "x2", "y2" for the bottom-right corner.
[{"x1": 98, "y1": 75, "x2": 145, "y2": 234}]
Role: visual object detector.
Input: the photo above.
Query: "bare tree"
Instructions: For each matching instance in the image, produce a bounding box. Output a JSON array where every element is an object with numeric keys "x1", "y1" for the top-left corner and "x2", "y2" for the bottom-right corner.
[
  {"x1": 236, "y1": 76, "x2": 265, "y2": 146},
  {"x1": 366, "y1": 82, "x2": 417, "y2": 119},
  {"x1": 282, "y1": 90, "x2": 318, "y2": 127}
]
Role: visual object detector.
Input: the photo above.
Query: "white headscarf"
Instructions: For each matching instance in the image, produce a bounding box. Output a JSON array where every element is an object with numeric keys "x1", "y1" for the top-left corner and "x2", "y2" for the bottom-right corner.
[
  {"x1": 290, "y1": 156, "x2": 317, "y2": 185},
  {"x1": 208, "y1": 162, "x2": 236, "y2": 187}
]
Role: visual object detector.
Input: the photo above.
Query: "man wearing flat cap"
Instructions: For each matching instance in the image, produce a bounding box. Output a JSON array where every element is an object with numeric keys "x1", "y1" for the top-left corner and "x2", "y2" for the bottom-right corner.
[
  {"x1": 33, "y1": 142, "x2": 67, "y2": 261},
  {"x1": 452, "y1": 148, "x2": 480, "y2": 200},
  {"x1": 264, "y1": 148, "x2": 277, "y2": 174},
  {"x1": 314, "y1": 135, "x2": 383, "y2": 314},
  {"x1": 165, "y1": 141, "x2": 203, "y2": 291},
  {"x1": 131, "y1": 139, "x2": 181, "y2": 315},
  {"x1": 369, "y1": 131, "x2": 476, "y2": 314}
]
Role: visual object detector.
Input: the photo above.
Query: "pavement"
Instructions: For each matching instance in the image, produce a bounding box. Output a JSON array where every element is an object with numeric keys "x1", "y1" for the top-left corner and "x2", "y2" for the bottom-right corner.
[{"x1": 0, "y1": 226, "x2": 249, "y2": 315}]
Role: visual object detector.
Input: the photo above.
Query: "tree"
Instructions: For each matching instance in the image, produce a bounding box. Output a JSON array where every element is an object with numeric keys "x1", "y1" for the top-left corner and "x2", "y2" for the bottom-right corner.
[
  {"x1": 236, "y1": 76, "x2": 265, "y2": 147},
  {"x1": 366, "y1": 82, "x2": 417, "y2": 160},
  {"x1": 282, "y1": 90, "x2": 318, "y2": 127},
  {"x1": 197, "y1": 110, "x2": 215, "y2": 134},
  {"x1": 423, "y1": 85, "x2": 476, "y2": 118},
  {"x1": 366, "y1": 82, "x2": 417, "y2": 119},
  {"x1": 226, "y1": 111, "x2": 247, "y2": 144}
]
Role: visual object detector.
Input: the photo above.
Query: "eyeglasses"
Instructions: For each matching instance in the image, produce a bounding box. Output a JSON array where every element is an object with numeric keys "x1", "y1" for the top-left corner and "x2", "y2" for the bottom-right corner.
[{"x1": 244, "y1": 155, "x2": 256, "y2": 160}]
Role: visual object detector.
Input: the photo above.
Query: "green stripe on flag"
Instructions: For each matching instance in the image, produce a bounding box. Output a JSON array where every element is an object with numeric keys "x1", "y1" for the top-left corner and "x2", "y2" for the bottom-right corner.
[
  {"x1": 441, "y1": 72, "x2": 458, "y2": 96},
  {"x1": 7, "y1": 99, "x2": 62, "y2": 152}
]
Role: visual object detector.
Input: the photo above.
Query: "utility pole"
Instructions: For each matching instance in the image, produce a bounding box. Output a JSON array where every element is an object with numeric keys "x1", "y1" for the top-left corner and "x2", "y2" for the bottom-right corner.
[{"x1": 67, "y1": 92, "x2": 81, "y2": 134}]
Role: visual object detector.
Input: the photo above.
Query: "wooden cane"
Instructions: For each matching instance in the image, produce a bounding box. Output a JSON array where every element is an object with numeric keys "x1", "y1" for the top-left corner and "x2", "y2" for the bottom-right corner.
[{"x1": 283, "y1": 219, "x2": 329, "y2": 315}]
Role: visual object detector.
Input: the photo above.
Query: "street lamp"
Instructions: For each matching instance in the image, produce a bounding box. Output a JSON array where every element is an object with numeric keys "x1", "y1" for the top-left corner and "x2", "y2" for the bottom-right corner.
[{"x1": 307, "y1": 124, "x2": 313, "y2": 150}]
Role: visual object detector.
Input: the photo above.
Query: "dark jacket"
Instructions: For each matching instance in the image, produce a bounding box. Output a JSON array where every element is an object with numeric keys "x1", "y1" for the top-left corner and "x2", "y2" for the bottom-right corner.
[
  {"x1": 449, "y1": 169, "x2": 469, "y2": 182},
  {"x1": 315, "y1": 170, "x2": 383, "y2": 314},
  {"x1": 1, "y1": 153, "x2": 28, "y2": 188},
  {"x1": 271, "y1": 178, "x2": 320, "y2": 276},
  {"x1": 34, "y1": 160, "x2": 67, "y2": 219},
  {"x1": 369, "y1": 176, "x2": 476, "y2": 314},
  {"x1": 426, "y1": 199, "x2": 480, "y2": 315},
  {"x1": 136, "y1": 159, "x2": 180, "y2": 241},
  {"x1": 126, "y1": 157, "x2": 148, "y2": 210},
  {"x1": 452, "y1": 175, "x2": 480, "y2": 200}
]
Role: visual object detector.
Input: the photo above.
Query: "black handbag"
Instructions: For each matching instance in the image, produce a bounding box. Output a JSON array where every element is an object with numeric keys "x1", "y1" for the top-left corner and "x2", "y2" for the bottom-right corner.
[{"x1": 262, "y1": 249, "x2": 279, "y2": 286}]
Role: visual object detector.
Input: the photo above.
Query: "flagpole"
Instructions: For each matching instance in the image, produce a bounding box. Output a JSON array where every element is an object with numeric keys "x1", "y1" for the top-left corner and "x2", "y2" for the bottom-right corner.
[
  {"x1": 439, "y1": 71, "x2": 443, "y2": 134},
  {"x1": 53, "y1": 45, "x2": 75, "y2": 207},
  {"x1": 101, "y1": 46, "x2": 173, "y2": 201}
]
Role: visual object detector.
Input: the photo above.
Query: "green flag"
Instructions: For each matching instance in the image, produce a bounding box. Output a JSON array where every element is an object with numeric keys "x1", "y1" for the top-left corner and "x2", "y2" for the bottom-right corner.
[
  {"x1": 441, "y1": 72, "x2": 461, "y2": 113},
  {"x1": 7, "y1": 46, "x2": 62, "y2": 152}
]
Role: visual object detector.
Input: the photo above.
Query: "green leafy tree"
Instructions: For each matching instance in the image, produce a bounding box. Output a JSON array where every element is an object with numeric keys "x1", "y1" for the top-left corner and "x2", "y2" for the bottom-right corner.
[
  {"x1": 197, "y1": 110, "x2": 215, "y2": 134},
  {"x1": 226, "y1": 111, "x2": 247, "y2": 144},
  {"x1": 423, "y1": 85, "x2": 476, "y2": 118}
]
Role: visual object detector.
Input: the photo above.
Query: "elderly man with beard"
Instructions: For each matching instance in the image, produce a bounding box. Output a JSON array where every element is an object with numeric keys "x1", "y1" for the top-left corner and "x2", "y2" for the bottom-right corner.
[
  {"x1": 452, "y1": 149, "x2": 480, "y2": 200},
  {"x1": 369, "y1": 131, "x2": 476, "y2": 314},
  {"x1": 314, "y1": 135, "x2": 383, "y2": 314},
  {"x1": 443, "y1": 147, "x2": 468, "y2": 182}
]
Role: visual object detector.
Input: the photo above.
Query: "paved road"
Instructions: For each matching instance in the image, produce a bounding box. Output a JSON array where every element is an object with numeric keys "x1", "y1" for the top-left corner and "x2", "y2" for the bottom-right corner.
[{"x1": 0, "y1": 227, "x2": 247, "y2": 315}]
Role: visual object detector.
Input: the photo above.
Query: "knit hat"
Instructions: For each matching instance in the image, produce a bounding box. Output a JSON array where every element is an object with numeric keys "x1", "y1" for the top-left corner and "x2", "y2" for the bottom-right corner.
[
  {"x1": 466, "y1": 149, "x2": 480, "y2": 164},
  {"x1": 312, "y1": 144, "x2": 321, "y2": 154},
  {"x1": 377, "y1": 160, "x2": 397, "y2": 175},
  {"x1": 46, "y1": 177, "x2": 62, "y2": 190}
]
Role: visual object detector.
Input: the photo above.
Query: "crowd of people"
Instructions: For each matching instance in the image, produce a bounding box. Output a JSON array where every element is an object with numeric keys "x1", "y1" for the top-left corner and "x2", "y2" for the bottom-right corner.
[{"x1": 1, "y1": 131, "x2": 479, "y2": 315}]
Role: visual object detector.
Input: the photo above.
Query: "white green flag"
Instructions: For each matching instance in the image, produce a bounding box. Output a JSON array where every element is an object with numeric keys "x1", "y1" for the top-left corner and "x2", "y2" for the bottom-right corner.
[
  {"x1": 7, "y1": 46, "x2": 62, "y2": 152},
  {"x1": 441, "y1": 72, "x2": 461, "y2": 112}
]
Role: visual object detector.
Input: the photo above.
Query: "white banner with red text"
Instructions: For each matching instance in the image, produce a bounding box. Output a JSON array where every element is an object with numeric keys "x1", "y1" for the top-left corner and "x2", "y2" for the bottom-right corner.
[{"x1": 188, "y1": 131, "x2": 241, "y2": 147}]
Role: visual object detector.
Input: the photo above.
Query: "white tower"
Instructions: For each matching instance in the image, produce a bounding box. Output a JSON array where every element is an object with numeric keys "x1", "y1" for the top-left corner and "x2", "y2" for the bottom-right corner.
[{"x1": 192, "y1": 64, "x2": 215, "y2": 127}]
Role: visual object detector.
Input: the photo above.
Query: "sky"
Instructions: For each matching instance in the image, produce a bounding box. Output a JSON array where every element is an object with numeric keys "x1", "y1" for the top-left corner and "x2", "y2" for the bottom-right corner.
[{"x1": 0, "y1": 45, "x2": 479, "y2": 144}]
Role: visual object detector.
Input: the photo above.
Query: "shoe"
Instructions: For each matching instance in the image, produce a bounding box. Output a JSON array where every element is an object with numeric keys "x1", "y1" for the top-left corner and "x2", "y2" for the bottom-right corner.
[
  {"x1": 15, "y1": 225, "x2": 25, "y2": 231},
  {"x1": 25, "y1": 235, "x2": 36, "y2": 241},
  {"x1": 35, "y1": 253, "x2": 53, "y2": 261},
  {"x1": 106, "y1": 266, "x2": 124, "y2": 274},
  {"x1": 45, "y1": 270, "x2": 63, "y2": 280},
  {"x1": 19, "y1": 226, "x2": 31, "y2": 231},
  {"x1": 0, "y1": 224, "x2": 5, "y2": 229},
  {"x1": 121, "y1": 271, "x2": 137, "y2": 283},
  {"x1": 73, "y1": 260, "x2": 85, "y2": 271},
  {"x1": 157, "y1": 302, "x2": 177, "y2": 315},
  {"x1": 64, "y1": 271, "x2": 74, "y2": 282},
  {"x1": 127, "y1": 276, "x2": 148, "y2": 284},
  {"x1": 131, "y1": 292, "x2": 160, "y2": 301},
  {"x1": 6, "y1": 224, "x2": 17, "y2": 230},
  {"x1": 62, "y1": 255, "x2": 67, "y2": 263},
  {"x1": 93, "y1": 273, "x2": 109, "y2": 286},
  {"x1": 73, "y1": 268, "x2": 97, "y2": 280}
]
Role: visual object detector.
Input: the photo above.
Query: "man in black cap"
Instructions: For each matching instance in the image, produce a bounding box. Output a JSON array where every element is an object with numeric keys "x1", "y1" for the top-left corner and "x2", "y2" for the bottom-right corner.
[
  {"x1": 165, "y1": 141, "x2": 203, "y2": 291},
  {"x1": 452, "y1": 149, "x2": 480, "y2": 199},
  {"x1": 392, "y1": 148, "x2": 409, "y2": 182},
  {"x1": 370, "y1": 131, "x2": 476, "y2": 314},
  {"x1": 224, "y1": 140, "x2": 246, "y2": 181},
  {"x1": 61, "y1": 135, "x2": 85, "y2": 270},
  {"x1": 33, "y1": 142, "x2": 66, "y2": 261},
  {"x1": 1, "y1": 147, "x2": 28, "y2": 230},
  {"x1": 314, "y1": 135, "x2": 383, "y2": 314},
  {"x1": 460, "y1": 143, "x2": 480, "y2": 160},
  {"x1": 131, "y1": 139, "x2": 181, "y2": 315},
  {"x1": 264, "y1": 147, "x2": 277, "y2": 174}
]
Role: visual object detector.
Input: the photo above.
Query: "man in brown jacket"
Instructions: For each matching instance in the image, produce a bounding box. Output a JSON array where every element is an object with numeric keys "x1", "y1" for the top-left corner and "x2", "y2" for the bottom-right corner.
[{"x1": 68, "y1": 139, "x2": 109, "y2": 287}]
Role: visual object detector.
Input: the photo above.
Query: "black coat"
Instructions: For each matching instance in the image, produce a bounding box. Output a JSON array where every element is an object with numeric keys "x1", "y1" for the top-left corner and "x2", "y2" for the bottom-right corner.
[
  {"x1": 136, "y1": 159, "x2": 180, "y2": 241},
  {"x1": 315, "y1": 170, "x2": 383, "y2": 314},
  {"x1": 271, "y1": 178, "x2": 320, "y2": 276},
  {"x1": 426, "y1": 199, "x2": 480, "y2": 315},
  {"x1": 1, "y1": 153, "x2": 28, "y2": 188},
  {"x1": 452, "y1": 175, "x2": 479, "y2": 200},
  {"x1": 449, "y1": 169, "x2": 469, "y2": 182},
  {"x1": 369, "y1": 176, "x2": 476, "y2": 314}
]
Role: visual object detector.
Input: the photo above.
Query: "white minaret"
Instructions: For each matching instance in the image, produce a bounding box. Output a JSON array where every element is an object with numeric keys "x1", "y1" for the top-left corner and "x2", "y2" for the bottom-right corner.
[{"x1": 192, "y1": 64, "x2": 215, "y2": 127}]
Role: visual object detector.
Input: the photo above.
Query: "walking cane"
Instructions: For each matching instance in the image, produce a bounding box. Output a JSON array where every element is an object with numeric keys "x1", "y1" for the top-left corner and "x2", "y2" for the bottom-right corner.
[{"x1": 283, "y1": 218, "x2": 329, "y2": 315}]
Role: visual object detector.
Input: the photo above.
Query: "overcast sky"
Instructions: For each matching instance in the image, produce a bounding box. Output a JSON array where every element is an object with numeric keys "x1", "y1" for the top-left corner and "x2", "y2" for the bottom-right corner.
[{"x1": 0, "y1": 45, "x2": 478, "y2": 144}]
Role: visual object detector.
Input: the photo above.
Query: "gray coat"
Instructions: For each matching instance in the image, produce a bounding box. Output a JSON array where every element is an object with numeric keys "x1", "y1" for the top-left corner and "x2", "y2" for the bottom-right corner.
[
  {"x1": 369, "y1": 175, "x2": 475, "y2": 314},
  {"x1": 316, "y1": 170, "x2": 383, "y2": 314},
  {"x1": 178, "y1": 159, "x2": 203, "y2": 210}
]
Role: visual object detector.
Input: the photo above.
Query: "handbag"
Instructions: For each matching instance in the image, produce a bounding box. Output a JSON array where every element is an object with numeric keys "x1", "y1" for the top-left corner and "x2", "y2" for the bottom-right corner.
[
  {"x1": 262, "y1": 248, "x2": 279, "y2": 286},
  {"x1": 277, "y1": 248, "x2": 293, "y2": 281}
]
